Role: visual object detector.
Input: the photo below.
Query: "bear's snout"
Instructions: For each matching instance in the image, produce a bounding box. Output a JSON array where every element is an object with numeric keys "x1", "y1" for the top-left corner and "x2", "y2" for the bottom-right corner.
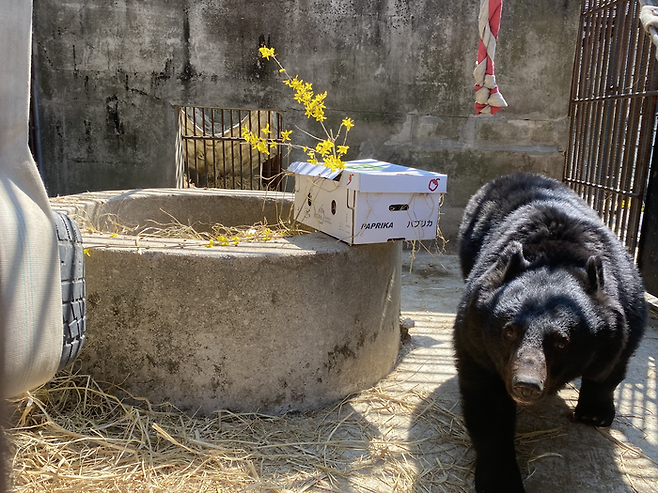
[
  {"x1": 513, "y1": 374, "x2": 543, "y2": 400},
  {"x1": 509, "y1": 347, "x2": 546, "y2": 404}
]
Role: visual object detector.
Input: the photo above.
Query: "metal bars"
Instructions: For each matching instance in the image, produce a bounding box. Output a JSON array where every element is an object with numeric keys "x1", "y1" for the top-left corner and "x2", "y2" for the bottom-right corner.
[
  {"x1": 179, "y1": 107, "x2": 284, "y2": 190},
  {"x1": 564, "y1": 0, "x2": 658, "y2": 253}
]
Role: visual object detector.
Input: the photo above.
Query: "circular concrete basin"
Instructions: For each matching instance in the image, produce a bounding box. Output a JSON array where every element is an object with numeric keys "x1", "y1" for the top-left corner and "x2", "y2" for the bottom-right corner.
[{"x1": 50, "y1": 189, "x2": 401, "y2": 415}]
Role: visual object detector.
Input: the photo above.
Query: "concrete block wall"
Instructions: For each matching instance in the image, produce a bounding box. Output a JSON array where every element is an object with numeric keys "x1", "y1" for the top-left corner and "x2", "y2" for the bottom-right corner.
[{"x1": 32, "y1": 0, "x2": 580, "y2": 247}]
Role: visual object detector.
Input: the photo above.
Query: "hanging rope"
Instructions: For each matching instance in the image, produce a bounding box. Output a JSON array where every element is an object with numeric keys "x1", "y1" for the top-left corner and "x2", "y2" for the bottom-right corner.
[{"x1": 474, "y1": 0, "x2": 508, "y2": 115}]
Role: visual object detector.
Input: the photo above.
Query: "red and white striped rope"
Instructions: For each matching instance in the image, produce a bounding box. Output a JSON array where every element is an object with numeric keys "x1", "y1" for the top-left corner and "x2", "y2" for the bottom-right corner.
[{"x1": 474, "y1": 0, "x2": 508, "y2": 115}]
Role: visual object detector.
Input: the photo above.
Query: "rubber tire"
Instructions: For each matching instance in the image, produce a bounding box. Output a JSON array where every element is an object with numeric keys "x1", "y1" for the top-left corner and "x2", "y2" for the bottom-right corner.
[{"x1": 53, "y1": 211, "x2": 86, "y2": 371}]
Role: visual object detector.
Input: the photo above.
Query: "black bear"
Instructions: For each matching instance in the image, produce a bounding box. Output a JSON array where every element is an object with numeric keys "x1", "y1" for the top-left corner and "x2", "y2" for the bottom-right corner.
[{"x1": 453, "y1": 173, "x2": 647, "y2": 493}]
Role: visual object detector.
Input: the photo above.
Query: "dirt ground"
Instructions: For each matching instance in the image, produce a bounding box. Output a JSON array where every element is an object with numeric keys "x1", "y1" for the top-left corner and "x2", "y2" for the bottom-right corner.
[{"x1": 8, "y1": 248, "x2": 658, "y2": 493}]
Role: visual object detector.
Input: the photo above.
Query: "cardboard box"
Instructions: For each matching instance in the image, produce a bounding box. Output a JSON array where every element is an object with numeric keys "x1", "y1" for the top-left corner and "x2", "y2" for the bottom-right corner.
[{"x1": 290, "y1": 159, "x2": 447, "y2": 245}]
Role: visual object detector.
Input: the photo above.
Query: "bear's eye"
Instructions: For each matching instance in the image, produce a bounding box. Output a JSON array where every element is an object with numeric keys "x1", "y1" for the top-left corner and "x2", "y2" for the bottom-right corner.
[
  {"x1": 503, "y1": 324, "x2": 517, "y2": 341},
  {"x1": 554, "y1": 335, "x2": 569, "y2": 351}
]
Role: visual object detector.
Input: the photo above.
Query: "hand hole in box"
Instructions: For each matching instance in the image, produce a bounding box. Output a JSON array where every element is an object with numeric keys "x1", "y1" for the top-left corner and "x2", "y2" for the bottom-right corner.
[
  {"x1": 307, "y1": 193, "x2": 312, "y2": 207},
  {"x1": 389, "y1": 204, "x2": 409, "y2": 211},
  {"x1": 331, "y1": 200, "x2": 337, "y2": 215}
]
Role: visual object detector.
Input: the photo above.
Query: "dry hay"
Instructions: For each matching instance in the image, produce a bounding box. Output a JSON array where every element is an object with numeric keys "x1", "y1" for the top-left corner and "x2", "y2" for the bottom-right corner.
[
  {"x1": 75, "y1": 203, "x2": 447, "y2": 254},
  {"x1": 5, "y1": 362, "x2": 577, "y2": 493},
  {"x1": 6, "y1": 370, "x2": 443, "y2": 493},
  {"x1": 74, "y1": 199, "x2": 310, "y2": 249}
]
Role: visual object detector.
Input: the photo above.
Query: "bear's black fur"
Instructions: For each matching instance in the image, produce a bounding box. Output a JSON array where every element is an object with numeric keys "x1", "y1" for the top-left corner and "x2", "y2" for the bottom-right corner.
[{"x1": 453, "y1": 173, "x2": 647, "y2": 493}]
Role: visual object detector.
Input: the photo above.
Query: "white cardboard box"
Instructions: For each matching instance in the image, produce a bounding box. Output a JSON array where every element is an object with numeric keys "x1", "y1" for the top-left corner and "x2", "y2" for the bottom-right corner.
[{"x1": 290, "y1": 159, "x2": 447, "y2": 245}]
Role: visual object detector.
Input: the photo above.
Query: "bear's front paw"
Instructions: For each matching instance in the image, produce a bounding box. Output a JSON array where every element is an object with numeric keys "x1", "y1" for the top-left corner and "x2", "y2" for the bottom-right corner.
[
  {"x1": 475, "y1": 461, "x2": 525, "y2": 493},
  {"x1": 574, "y1": 397, "x2": 615, "y2": 427}
]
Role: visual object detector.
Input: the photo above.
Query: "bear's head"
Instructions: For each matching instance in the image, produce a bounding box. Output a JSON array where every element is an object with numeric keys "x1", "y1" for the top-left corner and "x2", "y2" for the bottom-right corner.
[{"x1": 466, "y1": 241, "x2": 627, "y2": 405}]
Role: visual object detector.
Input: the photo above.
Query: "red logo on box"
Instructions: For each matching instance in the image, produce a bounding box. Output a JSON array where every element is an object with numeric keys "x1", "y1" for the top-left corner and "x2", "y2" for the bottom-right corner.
[{"x1": 428, "y1": 178, "x2": 440, "y2": 191}]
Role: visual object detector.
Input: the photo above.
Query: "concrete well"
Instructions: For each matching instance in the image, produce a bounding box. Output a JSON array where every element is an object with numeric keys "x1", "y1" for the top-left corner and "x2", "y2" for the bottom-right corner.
[{"x1": 50, "y1": 188, "x2": 401, "y2": 415}]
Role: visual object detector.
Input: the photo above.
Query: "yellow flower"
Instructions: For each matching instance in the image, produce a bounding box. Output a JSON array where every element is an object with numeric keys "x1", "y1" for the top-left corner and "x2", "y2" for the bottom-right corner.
[
  {"x1": 323, "y1": 155, "x2": 345, "y2": 171},
  {"x1": 293, "y1": 83, "x2": 313, "y2": 105},
  {"x1": 337, "y1": 145, "x2": 349, "y2": 155},
  {"x1": 260, "y1": 123, "x2": 271, "y2": 135},
  {"x1": 282, "y1": 130, "x2": 292, "y2": 142},
  {"x1": 284, "y1": 75, "x2": 303, "y2": 91},
  {"x1": 83, "y1": 248, "x2": 91, "y2": 257},
  {"x1": 242, "y1": 125, "x2": 258, "y2": 144},
  {"x1": 255, "y1": 139, "x2": 270, "y2": 155},
  {"x1": 259, "y1": 46, "x2": 275, "y2": 60},
  {"x1": 316, "y1": 139, "x2": 334, "y2": 156},
  {"x1": 342, "y1": 118, "x2": 354, "y2": 130},
  {"x1": 306, "y1": 92, "x2": 327, "y2": 122},
  {"x1": 231, "y1": 236, "x2": 240, "y2": 245},
  {"x1": 205, "y1": 239, "x2": 214, "y2": 248}
]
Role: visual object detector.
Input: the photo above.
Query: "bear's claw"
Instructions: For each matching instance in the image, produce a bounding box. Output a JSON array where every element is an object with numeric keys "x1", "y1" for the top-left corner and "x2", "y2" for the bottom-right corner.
[{"x1": 574, "y1": 400, "x2": 615, "y2": 427}]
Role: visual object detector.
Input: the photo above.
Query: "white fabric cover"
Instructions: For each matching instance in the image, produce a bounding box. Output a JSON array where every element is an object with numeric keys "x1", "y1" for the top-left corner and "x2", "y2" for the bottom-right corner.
[{"x1": 0, "y1": 0, "x2": 63, "y2": 397}]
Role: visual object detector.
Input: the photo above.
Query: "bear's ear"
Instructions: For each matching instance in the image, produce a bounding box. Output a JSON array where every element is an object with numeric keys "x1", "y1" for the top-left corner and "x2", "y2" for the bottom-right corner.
[
  {"x1": 476, "y1": 241, "x2": 531, "y2": 294},
  {"x1": 501, "y1": 241, "x2": 532, "y2": 284},
  {"x1": 586, "y1": 255, "x2": 605, "y2": 291}
]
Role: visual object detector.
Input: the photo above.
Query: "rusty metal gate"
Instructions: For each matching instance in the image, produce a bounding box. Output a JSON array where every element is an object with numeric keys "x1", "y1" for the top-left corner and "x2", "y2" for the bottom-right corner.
[
  {"x1": 564, "y1": 0, "x2": 658, "y2": 259},
  {"x1": 178, "y1": 106, "x2": 284, "y2": 190}
]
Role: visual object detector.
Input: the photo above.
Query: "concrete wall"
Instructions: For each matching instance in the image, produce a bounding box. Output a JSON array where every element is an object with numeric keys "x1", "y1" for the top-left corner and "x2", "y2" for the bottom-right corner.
[{"x1": 32, "y1": 0, "x2": 580, "y2": 247}]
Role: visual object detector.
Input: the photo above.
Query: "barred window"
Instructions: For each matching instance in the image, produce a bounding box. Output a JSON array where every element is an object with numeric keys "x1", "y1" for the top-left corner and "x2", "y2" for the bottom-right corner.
[{"x1": 178, "y1": 106, "x2": 284, "y2": 190}]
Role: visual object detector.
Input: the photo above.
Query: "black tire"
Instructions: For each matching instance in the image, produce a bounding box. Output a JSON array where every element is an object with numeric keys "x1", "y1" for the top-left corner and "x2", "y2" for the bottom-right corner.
[{"x1": 53, "y1": 211, "x2": 86, "y2": 371}]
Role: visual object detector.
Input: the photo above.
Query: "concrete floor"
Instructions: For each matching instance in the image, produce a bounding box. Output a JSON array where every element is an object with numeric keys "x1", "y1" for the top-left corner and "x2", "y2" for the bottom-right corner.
[{"x1": 397, "y1": 248, "x2": 658, "y2": 493}]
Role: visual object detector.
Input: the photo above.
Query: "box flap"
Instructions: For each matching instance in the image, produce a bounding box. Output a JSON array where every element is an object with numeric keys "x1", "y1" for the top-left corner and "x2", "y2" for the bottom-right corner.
[
  {"x1": 288, "y1": 161, "x2": 342, "y2": 180},
  {"x1": 289, "y1": 159, "x2": 447, "y2": 193}
]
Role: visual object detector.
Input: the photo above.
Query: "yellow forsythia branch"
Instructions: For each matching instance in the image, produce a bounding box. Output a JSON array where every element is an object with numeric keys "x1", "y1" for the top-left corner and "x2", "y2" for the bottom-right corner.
[{"x1": 240, "y1": 46, "x2": 355, "y2": 172}]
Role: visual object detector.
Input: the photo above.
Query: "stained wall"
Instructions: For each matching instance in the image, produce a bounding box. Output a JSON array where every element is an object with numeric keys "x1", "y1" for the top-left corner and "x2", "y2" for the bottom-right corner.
[{"x1": 32, "y1": 0, "x2": 580, "y2": 245}]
